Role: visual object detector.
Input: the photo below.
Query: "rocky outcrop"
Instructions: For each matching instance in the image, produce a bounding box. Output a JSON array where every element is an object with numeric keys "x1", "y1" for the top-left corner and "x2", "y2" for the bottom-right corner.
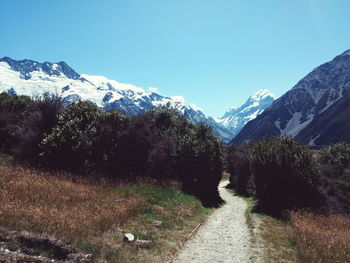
[{"x1": 0, "y1": 228, "x2": 92, "y2": 263}]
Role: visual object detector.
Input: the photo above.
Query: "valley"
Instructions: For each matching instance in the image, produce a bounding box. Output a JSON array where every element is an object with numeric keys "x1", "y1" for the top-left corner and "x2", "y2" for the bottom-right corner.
[{"x1": 0, "y1": 50, "x2": 350, "y2": 263}]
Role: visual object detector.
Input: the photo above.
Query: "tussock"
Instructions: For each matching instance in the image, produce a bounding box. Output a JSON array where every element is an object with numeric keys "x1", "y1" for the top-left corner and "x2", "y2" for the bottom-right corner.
[
  {"x1": 0, "y1": 165, "x2": 142, "y2": 241},
  {"x1": 290, "y1": 211, "x2": 350, "y2": 263}
]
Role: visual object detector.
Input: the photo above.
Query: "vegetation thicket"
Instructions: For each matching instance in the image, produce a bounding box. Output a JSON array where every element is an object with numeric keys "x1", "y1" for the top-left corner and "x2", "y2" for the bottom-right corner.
[
  {"x1": 0, "y1": 92, "x2": 223, "y2": 207},
  {"x1": 249, "y1": 136, "x2": 321, "y2": 214},
  {"x1": 317, "y1": 142, "x2": 350, "y2": 213},
  {"x1": 227, "y1": 137, "x2": 350, "y2": 263},
  {"x1": 227, "y1": 136, "x2": 321, "y2": 215}
]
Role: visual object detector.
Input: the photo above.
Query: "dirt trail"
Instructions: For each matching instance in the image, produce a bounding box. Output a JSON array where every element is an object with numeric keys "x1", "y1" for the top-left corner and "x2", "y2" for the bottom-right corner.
[{"x1": 173, "y1": 180, "x2": 251, "y2": 263}]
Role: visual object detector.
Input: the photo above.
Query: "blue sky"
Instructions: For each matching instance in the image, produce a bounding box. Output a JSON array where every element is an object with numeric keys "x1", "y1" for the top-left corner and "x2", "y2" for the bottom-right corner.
[{"x1": 1, "y1": 0, "x2": 350, "y2": 117}]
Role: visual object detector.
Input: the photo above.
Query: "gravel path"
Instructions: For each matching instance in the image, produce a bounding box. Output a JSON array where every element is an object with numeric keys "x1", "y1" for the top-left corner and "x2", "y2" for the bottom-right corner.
[{"x1": 173, "y1": 180, "x2": 251, "y2": 263}]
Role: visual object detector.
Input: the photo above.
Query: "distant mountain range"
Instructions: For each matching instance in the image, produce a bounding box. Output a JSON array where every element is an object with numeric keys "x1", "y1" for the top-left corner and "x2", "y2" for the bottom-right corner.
[
  {"x1": 217, "y1": 89, "x2": 275, "y2": 138},
  {"x1": 232, "y1": 49, "x2": 350, "y2": 146},
  {"x1": 0, "y1": 57, "x2": 275, "y2": 143}
]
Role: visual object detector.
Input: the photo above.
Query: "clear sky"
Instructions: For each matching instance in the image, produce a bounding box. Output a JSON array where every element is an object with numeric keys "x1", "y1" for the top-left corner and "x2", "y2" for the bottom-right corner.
[{"x1": 1, "y1": 0, "x2": 350, "y2": 117}]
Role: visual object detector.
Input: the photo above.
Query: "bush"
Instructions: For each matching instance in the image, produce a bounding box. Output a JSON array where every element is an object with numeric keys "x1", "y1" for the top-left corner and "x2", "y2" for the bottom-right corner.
[
  {"x1": 0, "y1": 92, "x2": 32, "y2": 153},
  {"x1": 317, "y1": 143, "x2": 350, "y2": 213},
  {"x1": 318, "y1": 143, "x2": 350, "y2": 168},
  {"x1": 11, "y1": 93, "x2": 62, "y2": 162},
  {"x1": 226, "y1": 143, "x2": 253, "y2": 196},
  {"x1": 40, "y1": 101, "x2": 104, "y2": 171},
  {"x1": 176, "y1": 124, "x2": 223, "y2": 207},
  {"x1": 0, "y1": 92, "x2": 224, "y2": 206},
  {"x1": 250, "y1": 136, "x2": 320, "y2": 214}
]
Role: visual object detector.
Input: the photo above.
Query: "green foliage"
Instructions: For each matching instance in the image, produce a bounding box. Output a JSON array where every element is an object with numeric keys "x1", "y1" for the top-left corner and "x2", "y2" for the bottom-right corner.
[
  {"x1": 226, "y1": 144, "x2": 253, "y2": 196},
  {"x1": 12, "y1": 93, "x2": 62, "y2": 161},
  {"x1": 250, "y1": 136, "x2": 320, "y2": 214},
  {"x1": 0, "y1": 92, "x2": 224, "y2": 206},
  {"x1": 0, "y1": 92, "x2": 31, "y2": 113},
  {"x1": 40, "y1": 101, "x2": 103, "y2": 170},
  {"x1": 318, "y1": 143, "x2": 350, "y2": 212},
  {"x1": 176, "y1": 124, "x2": 223, "y2": 206},
  {"x1": 318, "y1": 143, "x2": 350, "y2": 168},
  {"x1": 0, "y1": 92, "x2": 32, "y2": 153}
]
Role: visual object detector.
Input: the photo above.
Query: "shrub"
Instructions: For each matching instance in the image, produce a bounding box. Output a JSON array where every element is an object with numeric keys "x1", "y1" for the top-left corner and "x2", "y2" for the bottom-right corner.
[
  {"x1": 40, "y1": 101, "x2": 104, "y2": 171},
  {"x1": 0, "y1": 92, "x2": 224, "y2": 206},
  {"x1": 317, "y1": 143, "x2": 350, "y2": 213},
  {"x1": 250, "y1": 136, "x2": 320, "y2": 214},
  {"x1": 318, "y1": 143, "x2": 350, "y2": 168},
  {"x1": 176, "y1": 124, "x2": 223, "y2": 207},
  {"x1": 226, "y1": 143, "x2": 253, "y2": 196},
  {"x1": 11, "y1": 93, "x2": 62, "y2": 162},
  {"x1": 0, "y1": 92, "x2": 32, "y2": 153}
]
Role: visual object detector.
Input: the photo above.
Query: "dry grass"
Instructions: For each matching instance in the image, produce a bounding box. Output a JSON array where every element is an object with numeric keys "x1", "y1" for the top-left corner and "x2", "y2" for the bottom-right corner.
[
  {"x1": 0, "y1": 163, "x2": 210, "y2": 262},
  {"x1": 290, "y1": 211, "x2": 350, "y2": 263},
  {"x1": 254, "y1": 216, "x2": 298, "y2": 263},
  {"x1": 0, "y1": 165, "x2": 142, "y2": 241}
]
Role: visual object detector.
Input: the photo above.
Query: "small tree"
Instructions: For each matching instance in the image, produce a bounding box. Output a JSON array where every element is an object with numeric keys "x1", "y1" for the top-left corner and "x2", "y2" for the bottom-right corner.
[
  {"x1": 176, "y1": 124, "x2": 223, "y2": 207},
  {"x1": 250, "y1": 136, "x2": 320, "y2": 214},
  {"x1": 40, "y1": 101, "x2": 103, "y2": 171}
]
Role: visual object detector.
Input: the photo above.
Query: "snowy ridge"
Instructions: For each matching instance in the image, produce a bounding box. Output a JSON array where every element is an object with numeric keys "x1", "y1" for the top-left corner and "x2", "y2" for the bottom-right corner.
[
  {"x1": 232, "y1": 48, "x2": 350, "y2": 146},
  {"x1": 0, "y1": 57, "x2": 234, "y2": 142},
  {"x1": 217, "y1": 89, "x2": 275, "y2": 137}
]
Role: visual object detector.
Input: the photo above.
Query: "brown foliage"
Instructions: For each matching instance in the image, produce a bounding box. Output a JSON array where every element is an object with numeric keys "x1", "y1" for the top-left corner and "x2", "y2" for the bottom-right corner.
[
  {"x1": 0, "y1": 165, "x2": 142, "y2": 243},
  {"x1": 290, "y1": 211, "x2": 350, "y2": 263}
]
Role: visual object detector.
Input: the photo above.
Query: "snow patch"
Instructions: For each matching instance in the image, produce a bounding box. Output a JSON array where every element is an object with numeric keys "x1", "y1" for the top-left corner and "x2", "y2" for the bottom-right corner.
[
  {"x1": 309, "y1": 134, "x2": 321, "y2": 146},
  {"x1": 52, "y1": 63, "x2": 59, "y2": 70},
  {"x1": 274, "y1": 120, "x2": 281, "y2": 131},
  {"x1": 189, "y1": 103, "x2": 203, "y2": 111},
  {"x1": 281, "y1": 112, "x2": 314, "y2": 137},
  {"x1": 148, "y1": 87, "x2": 159, "y2": 94},
  {"x1": 171, "y1": 95, "x2": 185, "y2": 104}
]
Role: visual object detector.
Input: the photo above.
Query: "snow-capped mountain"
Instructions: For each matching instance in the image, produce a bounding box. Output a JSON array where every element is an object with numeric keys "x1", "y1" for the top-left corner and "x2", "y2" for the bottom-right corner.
[
  {"x1": 232, "y1": 49, "x2": 350, "y2": 146},
  {"x1": 0, "y1": 57, "x2": 234, "y2": 142},
  {"x1": 217, "y1": 89, "x2": 275, "y2": 137}
]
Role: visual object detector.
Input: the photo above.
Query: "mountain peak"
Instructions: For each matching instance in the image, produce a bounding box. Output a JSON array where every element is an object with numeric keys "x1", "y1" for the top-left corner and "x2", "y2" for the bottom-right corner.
[
  {"x1": 232, "y1": 49, "x2": 350, "y2": 146},
  {"x1": 218, "y1": 89, "x2": 275, "y2": 137},
  {"x1": 0, "y1": 56, "x2": 235, "y2": 142},
  {"x1": 249, "y1": 89, "x2": 276, "y2": 100},
  {"x1": 0, "y1": 57, "x2": 81, "y2": 80}
]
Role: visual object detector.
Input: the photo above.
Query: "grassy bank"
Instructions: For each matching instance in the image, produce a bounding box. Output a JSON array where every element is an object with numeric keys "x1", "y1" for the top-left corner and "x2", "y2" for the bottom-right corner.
[{"x1": 0, "y1": 163, "x2": 211, "y2": 262}]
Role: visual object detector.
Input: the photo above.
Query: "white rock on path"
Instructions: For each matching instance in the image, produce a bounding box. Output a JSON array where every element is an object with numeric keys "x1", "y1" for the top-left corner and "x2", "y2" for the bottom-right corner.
[{"x1": 172, "y1": 180, "x2": 251, "y2": 263}]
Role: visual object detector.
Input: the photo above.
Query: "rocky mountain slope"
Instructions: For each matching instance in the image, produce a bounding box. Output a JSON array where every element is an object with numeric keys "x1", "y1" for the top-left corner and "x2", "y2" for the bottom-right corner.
[
  {"x1": 232, "y1": 49, "x2": 350, "y2": 146},
  {"x1": 0, "y1": 57, "x2": 234, "y2": 142},
  {"x1": 217, "y1": 89, "x2": 275, "y2": 138}
]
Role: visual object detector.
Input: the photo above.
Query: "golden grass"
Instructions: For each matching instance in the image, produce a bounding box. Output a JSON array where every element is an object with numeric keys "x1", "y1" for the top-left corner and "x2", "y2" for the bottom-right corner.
[
  {"x1": 0, "y1": 164, "x2": 210, "y2": 262},
  {"x1": 255, "y1": 216, "x2": 298, "y2": 263},
  {"x1": 290, "y1": 211, "x2": 350, "y2": 263},
  {"x1": 0, "y1": 165, "x2": 142, "y2": 241}
]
